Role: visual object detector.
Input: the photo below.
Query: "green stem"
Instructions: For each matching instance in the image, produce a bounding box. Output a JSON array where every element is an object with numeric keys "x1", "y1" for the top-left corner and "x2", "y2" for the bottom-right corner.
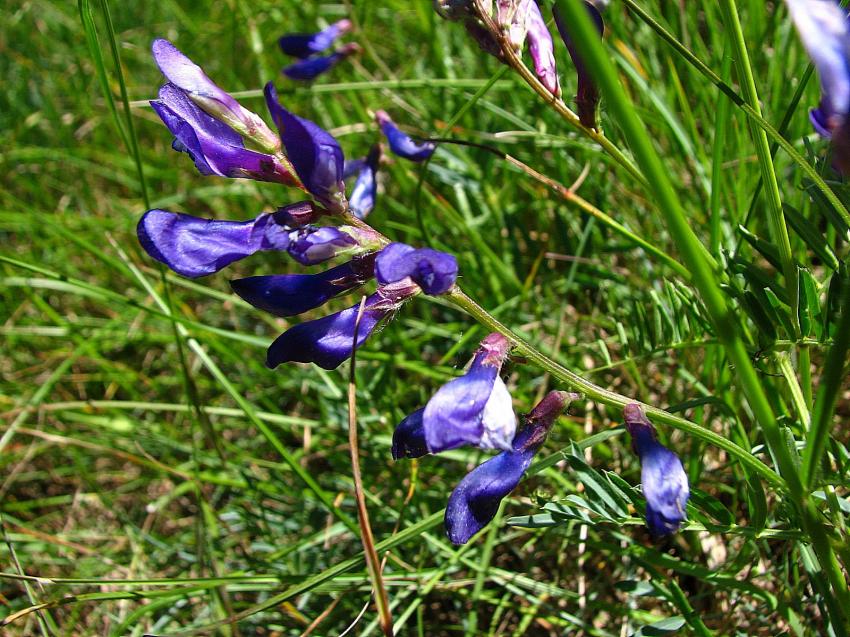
[{"x1": 446, "y1": 287, "x2": 784, "y2": 490}]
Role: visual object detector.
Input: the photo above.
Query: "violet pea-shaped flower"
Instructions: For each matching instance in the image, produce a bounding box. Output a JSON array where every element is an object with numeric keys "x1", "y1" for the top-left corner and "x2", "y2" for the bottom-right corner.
[
  {"x1": 392, "y1": 408, "x2": 429, "y2": 459},
  {"x1": 266, "y1": 279, "x2": 418, "y2": 370},
  {"x1": 231, "y1": 253, "x2": 377, "y2": 318},
  {"x1": 152, "y1": 39, "x2": 281, "y2": 153},
  {"x1": 375, "y1": 111, "x2": 436, "y2": 162},
  {"x1": 348, "y1": 144, "x2": 382, "y2": 220},
  {"x1": 151, "y1": 84, "x2": 300, "y2": 186},
  {"x1": 445, "y1": 390, "x2": 576, "y2": 545},
  {"x1": 375, "y1": 242, "x2": 458, "y2": 296},
  {"x1": 278, "y1": 19, "x2": 353, "y2": 59},
  {"x1": 283, "y1": 43, "x2": 361, "y2": 81},
  {"x1": 264, "y1": 83, "x2": 347, "y2": 212},
  {"x1": 422, "y1": 333, "x2": 515, "y2": 453},
  {"x1": 137, "y1": 209, "x2": 292, "y2": 278},
  {"x1": 623, "y1": 403, "x2": 689, "y2": 536},
  {"x1": 553, "y1": 1, "x2": 605, "y2": 129},
  {"x1": 526, "y1": 1, "x2": 561, "y2": 97},
  {"x1": 287, "y1": 225, "x2": 381, "y2": 266}
]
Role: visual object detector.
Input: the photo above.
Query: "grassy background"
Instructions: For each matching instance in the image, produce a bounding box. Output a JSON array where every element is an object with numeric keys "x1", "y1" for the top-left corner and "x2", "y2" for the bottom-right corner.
[{"x1": 1, "y1": 0, "x2": 848, "y2": 635}]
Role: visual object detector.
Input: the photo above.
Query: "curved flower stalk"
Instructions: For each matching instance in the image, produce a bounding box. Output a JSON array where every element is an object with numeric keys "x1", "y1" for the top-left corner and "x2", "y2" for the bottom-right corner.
[
  {"x1": 785, "y1": 0, "x2": 850, "y2": 172},
  {"x1": 552, "y1": 1, "x2": 605, "y2": 128},
  {"x1": 375, "y1": 111, "x2": 437, "y2": 162},
  {"x1": 392, "y1": 333, "x2": 515, "y2": 456},
  {"x1": 445, "y1": 390, "x2": 577, "y2": 544},
  {"x1": 283, "y1": 43, "x2": 362, "y2": 81},
  {"x1": 623, "y1": 403, "x2": 690, "y2": 536},
  {"x1": 278, "y1": 19, "x2": 353, "y2": 59}
]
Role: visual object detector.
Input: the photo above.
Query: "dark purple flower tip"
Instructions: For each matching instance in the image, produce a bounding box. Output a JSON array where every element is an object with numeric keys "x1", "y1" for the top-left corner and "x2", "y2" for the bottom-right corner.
[
  {"x1": 623, "y1": 403, "x2": 690, "y2": 536},
  {"x1": 526, "y1": 1, "x2": 560, "y2": 97},
  {"x1": 137, "y1": 209, "x2": 291, "y2": 278},
  {"x1": 282, "y1": 43, "x2": 361, "y2": 81},
  {"x1": 230, "y1": 253, "x2": 376, "y2": 317},
  {"x1": 553, "y1": 1, "x2": 604, "y2": 129},
  {"x1": 375, "y1": 110, "x2": 436, "y2": 162},
  {"x1": 444, "y1": 389, "x2": 574, "y2": 544},
  {"x1": 151, "y1": 39, "x2": 280, "y2": 153},
  {"x1": 264, "y1": 82, "x2": 347, "y2": 212},
  {"x1": 392, "y1": 408, "x2": 429, "y2": 459},
  {"x1": 374, "y1": 242, "x2": 458, "y2": 296},
  {"x1": 810, "y1": 106, "x2": 833, "y2": 139},
  {"x1": 349, "y1": 144, "x2": 381, "y2": 220},
  {"x1": 272, "y1": 201, "x2": 329, "y2": 227},
  {"x1": 151, "y1": 84, "x2": 300, "y2": 186},
  {"x1": 287, "y1": 225, "x2": 380, "y2": 266},
  {"x1": 266, "y1": 281, "x2": 415, "y2": 370},
  {"x1": 423, "y1": 333, "x2": 514, "y2": 454},
  {"x1": 278, "y1": 19, "x2": 353, "y2": 59}
]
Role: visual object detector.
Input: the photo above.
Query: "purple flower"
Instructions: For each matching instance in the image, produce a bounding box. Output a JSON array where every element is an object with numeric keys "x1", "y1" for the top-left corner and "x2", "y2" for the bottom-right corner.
[
  {"x1": 623, "y1": 403, "x2": 689, "y2": 536},
  {"x1": 422, "y1": 333, "x2": 514, "y2": 454},
  {"x1": 496, "y1": 0, "x2": 532, "y2": 50},
  {"x1": 151, "y1": 39, "x2": 281, "y2": 153},
  {"x1": 137, "y1": 209, "x2": 292, "y2": 278},
  {"x1": 375, "y1": 242, "x2": 458, "y2": 296},
  {"x1": 151, "y1": 84, "x2": 300, "y2": 186},
  {"x1": 391, "y1": 408, "x2": 428, "y2": 459},
  {"x1": 445, "y1": 390, "x2": 576, "y2": 544},
  {"x1": 552, "y1": 1, "x2": 605, "y2": 129},
  {"x1": 526, "y1": 1, "x2": 561, "y2": 97},
  {"x1": 264, "y1": 83, "x2": 347, "y2": 212},
  {"x1": 348, "y1": 144, "x2": 381, "y2": 220},
  {"x1": 278, "y1": 19, "x2": 353, "y2": 59},
  {"x1": 375, "y1": 111, "x2": 436, "y2": 162},
  {"x1": 287, "y1": 225, "x2": 380, "y2": 266},
  {"x1": 282, "y1": 43, "x2": 360, "y2": 81},
  {"x1": 266, "y1": 280, "x2": 419, "y2": 370},
  {"x1": 230, "y1": 253, "x2": 377, "y2": 318}
]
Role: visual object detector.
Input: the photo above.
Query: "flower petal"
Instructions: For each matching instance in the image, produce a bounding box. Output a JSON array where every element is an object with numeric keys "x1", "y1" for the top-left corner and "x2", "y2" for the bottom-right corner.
[
  {"x1": 392, "y1": 408, "x2": 429, "y2": 459},
  {"x1": 287, "y1": 226, "x2": 365, "y2": 265},
  {"x1": 278, "y1": 19, "x2": 353, "y2": 59},
  {"x1": 375, "y1": 111, "x2": 436, "y2": 162},
  {"x1": 137, "y1": 209, "x2": 290, "y2": 278},
  {"x1": 230, "y1": 254, "x2": 376, "y2": 317},
  {"x1": 266, "y1": 293, "x2": 390, "y2": 370},
  {"x1": 264, "y1": 83, "x2": 347, "y2": 212},
  {"x1": 152, "y1": 39, "x2": 280, "y2": 152},
  {"x1": 553, "y1": 1, "x2": 605, "y2": 128},
  {"x1": 282, "y1": 44, "x2": 360, "y2": 81},
  {"x1": 349, "y1": 144, "x2": 381, "y2": 220},
  {"x1": 374, "y1": 242, "x2": 458, "y2": 295},
  {"x1": 526, "y1": 1, "x2": 561, "y2": 97}
]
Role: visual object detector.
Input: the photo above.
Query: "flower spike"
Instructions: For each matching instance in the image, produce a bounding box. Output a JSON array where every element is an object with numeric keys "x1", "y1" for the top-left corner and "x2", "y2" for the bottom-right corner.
[
  {"x1": 375, "y1": 242, "x2": 458, "y2": 296},
  {"x1": 623, "y1": 403, "x2": 690, "y2": 536},
  {"x1": 553, "y1": 1, "x2": 605, "y2": 129},
  {"x1": 137, "y1": 209, "x2": 291, "y2": 278},
  {"x1": 152, "y1": 39, "x2": 281, "y2": 153},
  {"x1": 264, "y1": 83, "x2": 347, "y2": 212},
  {"x1": 151, "y1": 84, "x2": 300, "y2": 185},
  {"x1": 278, "y1": 19, "x2": 353, "y2": 59},
  {"x1": 423, "y1": 333, "x2": 515, "y2": 453},
  {"x1": 283, "y1": 43, "x2": 361, "y2": 81},
  {"x1": 230, "y1": 253, "x2": 377, "y2": 318},
  {"x1": 375, "y1": 110, "x2": 436, "y2": 162},
  {"x1": 445, "y1": 390, "x2": 576, "y2": 545}
]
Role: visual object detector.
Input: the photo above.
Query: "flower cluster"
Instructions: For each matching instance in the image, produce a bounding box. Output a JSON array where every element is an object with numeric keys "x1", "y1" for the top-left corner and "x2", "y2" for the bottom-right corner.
[
  {"x1": 785, "y1": 0, "x2": 850, "y2": 174},
  {"x1": 392, "y1": 332, "x2": 578, "y2": 543},
  {"x1": 623, "y1": 403, "x2": 690, "y2": 536},
  {"x1": 436, "y1": 0, "x2": 606, "y2": 128},
  {"x1": 140, "y1": 39, "x2": 458, "y2": 370},
  {"x1": 279, "y1": 20, "x2": 361, "y2": 81}
]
